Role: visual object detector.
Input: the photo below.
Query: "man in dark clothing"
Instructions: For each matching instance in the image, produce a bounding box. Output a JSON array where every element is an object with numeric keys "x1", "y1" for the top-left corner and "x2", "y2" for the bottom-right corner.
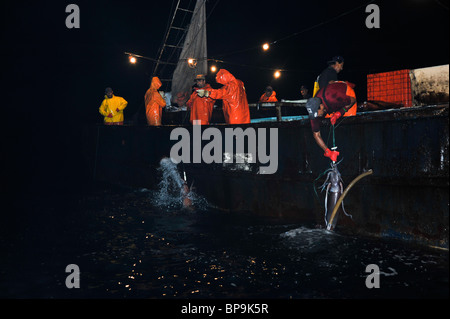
[
  {"x1": 305, "y1": 81, "x2": 356, "y2": 162},
  {"x1": 300, "y1": 85, "x2": 311, "y2": 99},
  {"x1": 317, "y1": 56, "x2": 345, "y2": 91}
]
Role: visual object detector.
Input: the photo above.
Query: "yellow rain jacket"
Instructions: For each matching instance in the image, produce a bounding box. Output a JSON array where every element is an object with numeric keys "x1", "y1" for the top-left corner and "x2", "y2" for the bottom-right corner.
[{"x1": 99, "y1": 95, "x2": 128, "y2": 123}]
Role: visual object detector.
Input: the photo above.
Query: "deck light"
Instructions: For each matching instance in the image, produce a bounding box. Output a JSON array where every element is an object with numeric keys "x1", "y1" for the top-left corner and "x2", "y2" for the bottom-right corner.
[
  {"x1": 274, "y1": 70, "x2": 281, "y2": 79},
  {"x1": 262, "y1": 43, "x2": 270, "y2": 51},
  {"x1": 188, "y1": 58, "x2": 197, "y2": 68},
  {"x1": 129, "y1": 56, "x2": 137, "y2": 64}
]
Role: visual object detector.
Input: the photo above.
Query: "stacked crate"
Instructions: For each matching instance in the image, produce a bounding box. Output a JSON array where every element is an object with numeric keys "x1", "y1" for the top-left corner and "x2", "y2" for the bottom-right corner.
[{"x1": 367, "y1": 69, "x2": 412, "y2": 107}]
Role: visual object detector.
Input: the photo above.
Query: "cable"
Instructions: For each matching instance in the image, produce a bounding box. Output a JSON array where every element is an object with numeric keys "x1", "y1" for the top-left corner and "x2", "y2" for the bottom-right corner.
[
  {"x1": 434, "y1": 0, "x2": 449, "y2": 11},
  {"x1": 208, "y1": 58, "x2": 288, "y2": 72},
  {"x1": 275, "y1": 0, "x2": 376, "y2": 45},
  {"x1": 214, "y1": 0, "x2": 376, "y2": 59}
]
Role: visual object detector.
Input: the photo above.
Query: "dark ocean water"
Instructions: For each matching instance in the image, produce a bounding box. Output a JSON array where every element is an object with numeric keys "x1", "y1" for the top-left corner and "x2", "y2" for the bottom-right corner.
[{"x1": 0, "y1": 182, "x2": 448, "y2": 300}]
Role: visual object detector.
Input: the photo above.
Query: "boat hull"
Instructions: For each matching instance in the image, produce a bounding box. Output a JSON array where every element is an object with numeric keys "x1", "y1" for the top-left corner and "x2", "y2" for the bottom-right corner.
[{"x1": 89, "y1": 104, "x2": 449, "y2": 247}]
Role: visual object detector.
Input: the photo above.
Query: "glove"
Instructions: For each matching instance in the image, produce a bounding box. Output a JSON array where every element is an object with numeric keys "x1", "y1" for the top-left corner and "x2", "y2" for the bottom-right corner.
[
  {"x1": 197, "y1": 89, "x2": 211, "y2": 98},
  {"x1": 324, "y1": 148, "x2": 340, "y2": 162},
  {"x1": 330, "y1": 112, "x2": 342, "y2": 125}
]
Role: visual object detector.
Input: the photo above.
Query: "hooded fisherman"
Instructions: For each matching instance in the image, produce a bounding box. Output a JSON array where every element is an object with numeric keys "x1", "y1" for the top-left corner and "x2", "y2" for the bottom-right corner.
[
  {"x1": 306, "y1": 81, "x2": 357, "y2": 162},
  {"x1": 197, "y1": 69, "x2": 250, "y2": 125},
  {"x1": 145, "y1": 77, "x2": 167, "y2": 126},
  {"x1": 259, "y1": 86, "x2": 278, "y2": 103},
  {"x1": 99, "y1": 87, "x2": 128, "y2": 125}
]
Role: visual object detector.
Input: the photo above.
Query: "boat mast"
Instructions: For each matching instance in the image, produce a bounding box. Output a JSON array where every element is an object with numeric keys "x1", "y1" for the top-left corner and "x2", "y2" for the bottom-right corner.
[
  {"x1": 153, "y1": 0, "x2": 183, "y2": 78},
  {"x1": 171, "y1": 0, "x2": 207, "y2": 104},
  {"x1": 153, "y1": 1, "x2": 197, "y2": 87}
]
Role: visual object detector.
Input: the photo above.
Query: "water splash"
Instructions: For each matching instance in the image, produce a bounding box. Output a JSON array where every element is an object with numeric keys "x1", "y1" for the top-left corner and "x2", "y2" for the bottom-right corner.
[
  {"x1": 280, "y1": 226, "x2": 341, "y2": 252},
  {"x1": 152, "y1": 158, "x2": 208, "y2": 210}
]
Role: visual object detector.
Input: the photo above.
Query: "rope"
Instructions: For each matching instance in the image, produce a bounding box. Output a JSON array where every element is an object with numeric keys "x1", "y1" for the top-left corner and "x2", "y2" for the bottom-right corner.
[{"x1": 313, "y1": 119, "x2": 343, "y2": 204}]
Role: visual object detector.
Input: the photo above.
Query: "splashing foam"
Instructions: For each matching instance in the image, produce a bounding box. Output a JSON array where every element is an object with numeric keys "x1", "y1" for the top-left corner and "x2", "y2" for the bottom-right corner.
[{"x1": 152, "y1": 158, "x2": 208, "y2": 210}]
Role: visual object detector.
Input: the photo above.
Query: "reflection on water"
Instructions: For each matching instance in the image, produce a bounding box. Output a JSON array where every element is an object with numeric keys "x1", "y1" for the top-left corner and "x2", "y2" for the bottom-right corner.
[{"x1": 0, "y1": 184, "x2": 448, "y2": 299}]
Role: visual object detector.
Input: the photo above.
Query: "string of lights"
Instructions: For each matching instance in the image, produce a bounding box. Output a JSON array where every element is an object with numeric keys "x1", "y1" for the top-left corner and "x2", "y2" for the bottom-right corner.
[
  {"x1": 126, "y1": 0, "x2": 376, "y2": 79},
  {"x1": 212, "y1": 0, "x2": 375, "y2": 60},
  {"x1": 209, "y1": 0, "x2": 376, "y2": 77}
]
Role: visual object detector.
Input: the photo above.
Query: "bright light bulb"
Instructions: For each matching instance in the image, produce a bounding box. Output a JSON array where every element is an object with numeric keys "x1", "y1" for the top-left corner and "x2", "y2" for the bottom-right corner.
[
  {"x1": 211, "y1": 65, "x2": 217, "y2": 73},
  {"x1": 263, "y1": 43, "x2": 270, "y2": 51},
  {"x1": 129, "y1": 56, "x2": 137, "y2": 64},
  {"x1": 187, "y1": 58, "x2": 197, "y2": 68},
  {"x1": 274, "y1": 70, "x2": 281, "y2": 78}
]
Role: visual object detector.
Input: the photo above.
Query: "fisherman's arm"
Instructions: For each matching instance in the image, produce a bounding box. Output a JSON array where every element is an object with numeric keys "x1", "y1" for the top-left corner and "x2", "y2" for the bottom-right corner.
[
  {"x1": 186, "y1": 92, "x2": 196, "y2": 109},
  {"x1": 118, "y1": 98, "x2": 128, "y2": 111},
  {"x1": 312, "y1": 131, "x2": 328, "y2": 153},
  {"x1": 339, "y1": 96, "x2": 356, "y2": 115},
  {"x1": 313, "y1": 130, "x2": 340, "y2": 162},
  {"x1": 204, "y1": 87, "x2": 226, "y2": 100},
  {"x1": 330, "y1": 96, "x2": 356, "y2": 125},
  {"x1": 156, "y1": 92, "x2": 167, "y2": 107},
  {"x1": 99, "y1": 100, "x2": 110, "y2": 117}
]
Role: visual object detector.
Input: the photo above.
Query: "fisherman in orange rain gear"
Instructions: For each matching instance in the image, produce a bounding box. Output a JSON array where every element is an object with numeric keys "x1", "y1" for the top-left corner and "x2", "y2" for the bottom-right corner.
[
  {"x1": 145, "y1": 77, "x2": 167, "y2": 126},
  {"x1": 99, "y1": 87, "x2": 128, "y2": 125},
  {"x1": 186, "y1": 74, "x2": 216, "y2": 125},
  {"x1": 198, "y1": 69, "x2": 250, "y2": 125},
  {"x1": 259, "y1": 86, "x2": 278, "y2": 102}
]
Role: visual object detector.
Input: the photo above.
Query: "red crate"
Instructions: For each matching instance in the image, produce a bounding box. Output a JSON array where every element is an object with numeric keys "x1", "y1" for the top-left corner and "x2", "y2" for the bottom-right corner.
[{"x1": 367, "y1": 69, "x2": 412, "y2": 107}]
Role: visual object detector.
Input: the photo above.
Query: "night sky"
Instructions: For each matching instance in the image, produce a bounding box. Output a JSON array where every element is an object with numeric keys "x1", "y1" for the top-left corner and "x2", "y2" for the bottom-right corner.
[
  {"x1": 1, "y1": 1, "x2": 449, "y2": 208},
  {"x1": 2, "y1": 1, "x2": 449, "y2": 123}
]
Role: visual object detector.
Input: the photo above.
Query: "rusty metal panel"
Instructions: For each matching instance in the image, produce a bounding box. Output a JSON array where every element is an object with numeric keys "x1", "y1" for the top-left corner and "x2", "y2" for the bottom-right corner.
[{"x1": 411, "y1": 65, "x2": 449, "y2": 106}]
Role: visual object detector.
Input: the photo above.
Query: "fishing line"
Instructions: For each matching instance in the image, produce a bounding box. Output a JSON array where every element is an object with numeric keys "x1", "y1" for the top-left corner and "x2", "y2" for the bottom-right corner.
[{"x1": 271, "y1": 0, "x2": 376, "y2": 45}]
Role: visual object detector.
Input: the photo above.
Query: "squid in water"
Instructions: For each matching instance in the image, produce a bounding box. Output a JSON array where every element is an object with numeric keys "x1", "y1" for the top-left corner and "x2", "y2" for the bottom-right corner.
[{"x1": 319, "y1": 162, "x2": 352, "y2": 230}]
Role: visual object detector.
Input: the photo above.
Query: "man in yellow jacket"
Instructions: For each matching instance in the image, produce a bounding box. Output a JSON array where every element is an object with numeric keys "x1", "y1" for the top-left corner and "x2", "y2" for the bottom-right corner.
[{"x1": 99, "y1": 87, "x2": 128, "y2": 125}]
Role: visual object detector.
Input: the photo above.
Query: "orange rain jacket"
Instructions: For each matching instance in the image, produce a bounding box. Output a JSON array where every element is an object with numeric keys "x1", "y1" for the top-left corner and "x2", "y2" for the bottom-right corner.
[
  {"x1": 145, "y1": 77, "x2": 166, "y2": 126},
  {"x1": 186, "y1": 84, "x2": 215, "y2": 125},
  {"x1": 99, "y1": 95, "x2": 128, "y2": 124},
  {"x1": 208, "y1": 69, "x2": 250, "y2": 125},
  {"x1": 259, "y1": 91, "x2": 278, "y2": 102}
]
